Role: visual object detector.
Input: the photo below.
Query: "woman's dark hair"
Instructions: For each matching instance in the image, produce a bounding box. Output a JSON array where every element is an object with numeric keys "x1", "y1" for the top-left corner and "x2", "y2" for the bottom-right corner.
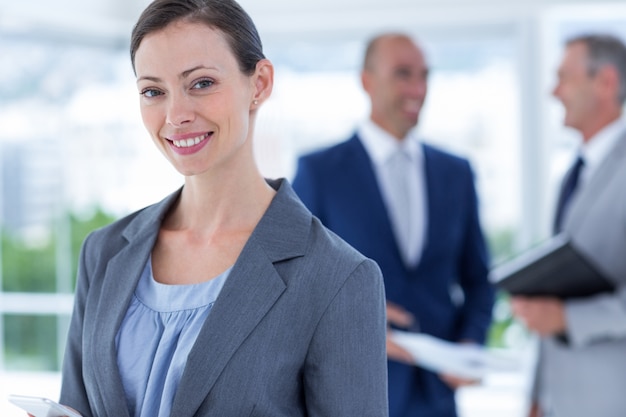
[{"x1": 130, "y1": 0, "x2": 265, "y2": 75}]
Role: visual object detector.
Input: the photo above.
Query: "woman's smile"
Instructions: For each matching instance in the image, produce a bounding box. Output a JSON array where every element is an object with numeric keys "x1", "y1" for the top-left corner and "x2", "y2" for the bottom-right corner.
[
  {"x1": 135, "y1": 21, "x2": 256, "y2": 175},
  {"x1": 166, "y1": 131, "x2": 213, "y2": 155}
]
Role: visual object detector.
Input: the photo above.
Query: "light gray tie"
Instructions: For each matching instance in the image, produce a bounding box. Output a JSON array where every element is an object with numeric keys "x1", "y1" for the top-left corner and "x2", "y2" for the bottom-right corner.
[{"x1": 387, "y1": 149, "x2": 414, "y2": 265}]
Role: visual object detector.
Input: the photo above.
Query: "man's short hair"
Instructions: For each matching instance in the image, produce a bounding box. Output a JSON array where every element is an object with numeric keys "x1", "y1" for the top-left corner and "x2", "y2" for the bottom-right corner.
[{"x1": 567, "y1": 33, "x2": 626, "y2": 104}]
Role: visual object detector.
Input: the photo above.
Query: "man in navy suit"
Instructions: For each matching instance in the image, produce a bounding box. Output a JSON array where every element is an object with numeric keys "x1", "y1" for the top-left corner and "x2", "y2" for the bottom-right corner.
[{"x1": 292, "y1": 33, "x2": 495, "y2": 417}]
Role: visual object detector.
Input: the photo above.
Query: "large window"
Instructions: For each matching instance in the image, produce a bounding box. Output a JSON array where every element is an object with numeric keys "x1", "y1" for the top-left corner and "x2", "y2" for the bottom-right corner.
[
  {"x1": 539, "y1": 4, "x2": 626, "y2": 229},
  {"x1": 0, "y1": 34, "x2": 179, "y2": 373},
  {"x1": 258, "y1": 35, "x2": 522, "y2": 263},
  {"x1": 3, "y1": 3, "x2": 623, "y2": 415},
  {"x1": 0, "y1": 17, "x2": 522, "y2": 368}
]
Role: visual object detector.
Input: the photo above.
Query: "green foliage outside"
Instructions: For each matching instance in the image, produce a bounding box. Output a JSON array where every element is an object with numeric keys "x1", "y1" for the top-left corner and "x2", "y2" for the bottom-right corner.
[
  {"x1": 2, "y1": 209, "x2": 115, "y2": 292},
  {"x1": 4, "y1": 314, "x2": 59, "y2": 371},
  {"x1": 1, "y1": 234, "x2": 57, "y2": 293},
  {"x1": 2, "y1": 213, "x2": 521, "y2": 370},
  {"x1": 2, "y1": 208, "x2": 116, "y2": 371},
  {"x1": 67, "y1": 210, "x2": 118, "y2": 290},
  {"x1": 485, "y1": 227, "x2": 519, "y2": 348}
]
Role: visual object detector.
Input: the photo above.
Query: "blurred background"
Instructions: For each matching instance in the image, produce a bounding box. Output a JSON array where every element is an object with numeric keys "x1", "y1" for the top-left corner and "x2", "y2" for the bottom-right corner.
[{"x1": 1, "y1": 0, "x2": 626, "y2": 415}]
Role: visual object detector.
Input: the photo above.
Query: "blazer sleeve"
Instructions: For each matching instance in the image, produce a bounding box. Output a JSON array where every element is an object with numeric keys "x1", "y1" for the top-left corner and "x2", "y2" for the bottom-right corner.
[
  {"x1": 564, "y1": 285, "x2": 626, "y2": 346},
  {"x1": 456, "y1": 161, "x2": 495, "y2": 343},
  {"x1": 303, "y1": 258, "x2": 389, "y2": 417},
  {"x1": 560, "y1": 155, "x2": 626, "y2": 347}
]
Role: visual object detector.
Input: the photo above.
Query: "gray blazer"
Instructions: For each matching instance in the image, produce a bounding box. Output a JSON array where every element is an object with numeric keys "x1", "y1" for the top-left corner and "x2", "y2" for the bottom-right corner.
[
  {"x1": 59, "y1": 179, "x2": 389, "y2": 417},
  {"x1": 535, "y1": 131, "x2": 626, "y2": 416}
]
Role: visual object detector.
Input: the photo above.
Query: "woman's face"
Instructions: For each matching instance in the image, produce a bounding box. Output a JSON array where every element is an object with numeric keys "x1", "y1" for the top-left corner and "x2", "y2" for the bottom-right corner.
[{"x1": 134, "y1": 21, "x2": 258, "y2": 177}]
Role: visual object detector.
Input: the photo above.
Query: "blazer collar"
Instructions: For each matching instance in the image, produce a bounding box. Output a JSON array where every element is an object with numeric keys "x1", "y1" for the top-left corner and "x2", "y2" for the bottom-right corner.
[
  {"x1": 172, "y1": 178, "x2": 310, "y2": 415},
  {"x1": 351, "y1": 134, "x2": 432, "y2": 271},
  {"x1": 91, "y1": 189, "x2": 180, "y2": 417},
  {"x1": 565, "y1": 129, "x2": 626, "y2": 232},
  {"x1": 93, "y1": 179, "x2": 311, "y2": 417},
  {"x1": 347, "y1": 135, "x2": 403, "y2": 258},
  {"x1": 120, "y1": 178, "x2": 309, "y2": 262}
]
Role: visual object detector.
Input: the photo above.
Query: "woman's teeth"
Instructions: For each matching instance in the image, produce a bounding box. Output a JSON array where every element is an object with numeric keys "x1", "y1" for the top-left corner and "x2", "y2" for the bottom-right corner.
[{"x1": 172, "y1": 133, "x2": 208, "y2": 148}]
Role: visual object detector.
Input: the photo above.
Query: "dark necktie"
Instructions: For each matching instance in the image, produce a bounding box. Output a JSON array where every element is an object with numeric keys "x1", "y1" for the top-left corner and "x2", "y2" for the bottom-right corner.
[{"x1": 553, "y1": 155, "x2": 585, "y2": 234}]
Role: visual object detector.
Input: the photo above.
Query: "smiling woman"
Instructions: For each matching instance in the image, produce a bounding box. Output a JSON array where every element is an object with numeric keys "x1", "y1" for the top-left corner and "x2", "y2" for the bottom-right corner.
[
  {"x1": 56, "y1": 1, "x2": 389, "y2": 417},
  {"x1": 134, "y1": 20, "x2": 268, "y2": 179}
]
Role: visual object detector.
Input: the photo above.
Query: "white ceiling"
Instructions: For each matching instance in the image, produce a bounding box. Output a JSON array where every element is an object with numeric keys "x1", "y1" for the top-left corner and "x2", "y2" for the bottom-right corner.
[{"x1": 1, "y1": 0, "x2": 623, "y2": 45}]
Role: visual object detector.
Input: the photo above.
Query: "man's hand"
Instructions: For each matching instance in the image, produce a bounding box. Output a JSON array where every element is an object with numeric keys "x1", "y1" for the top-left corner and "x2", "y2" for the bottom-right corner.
[
  {"x1": 387, "y1": 302, "x2": 415, "y2": 328},
  {"x1": 386, "y1": 302, "x2": 416, "y2": 364},
  {"x1": 528, "y1": 402, "x2": 542, "y2": 417},
  {"x1": 439, "y1": 372, "x2": 480, "y2": 389},
  {"x1": 386, "y1": 332, "x2": 415, "y2": 364},
  {"x1": 439, "y1": 339, "x2": 482, "y2": 389},
  {"x1": 511, "y1": 296, "x2": 567, "y2": 336}
]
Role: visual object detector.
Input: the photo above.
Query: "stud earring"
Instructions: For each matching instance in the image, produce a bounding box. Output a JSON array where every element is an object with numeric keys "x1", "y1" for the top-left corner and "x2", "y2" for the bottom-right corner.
[{"x1": 253, "y1": 100, "x2": 259, "y2": 105}]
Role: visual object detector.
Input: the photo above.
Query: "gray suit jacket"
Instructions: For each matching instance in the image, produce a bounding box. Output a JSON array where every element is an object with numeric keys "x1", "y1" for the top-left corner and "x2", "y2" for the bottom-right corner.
[
  {"x1": 59, "y1": 179, "x2": 388, "y2": 417},
  {"x1": 535, "y1": 130, "x2": 626, "y2": 416}
]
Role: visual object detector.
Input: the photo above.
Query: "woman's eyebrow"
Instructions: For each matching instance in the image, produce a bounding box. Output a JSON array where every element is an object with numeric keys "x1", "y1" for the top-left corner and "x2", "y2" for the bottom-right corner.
[{"x1": 137, "y1": 65, "x2": 217, "y2": 83}]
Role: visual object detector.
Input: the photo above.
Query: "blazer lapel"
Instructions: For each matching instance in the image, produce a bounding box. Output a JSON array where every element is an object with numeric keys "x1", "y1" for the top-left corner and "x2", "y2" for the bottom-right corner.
[
  {"x1": 566, "y1": 131, "x2": 626, "y2": 232},
  {"x1": 415, "y1": 144, "x2": 437, "y2": 266},
  {"x1": 347, "y1": 135, "x2": 404, "y2": 261},
  {"x1": 171, "y1": 179, "x2": 309, "y2": 416},
  {"x1": 89, "y1": 191, "x2": 180, "y2": 417}
]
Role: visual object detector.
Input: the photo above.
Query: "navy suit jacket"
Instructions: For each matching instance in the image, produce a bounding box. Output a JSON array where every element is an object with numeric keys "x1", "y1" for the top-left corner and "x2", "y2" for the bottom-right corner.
[{"x1": 293, "y1": 134, "x2": 495, "y2": 417}]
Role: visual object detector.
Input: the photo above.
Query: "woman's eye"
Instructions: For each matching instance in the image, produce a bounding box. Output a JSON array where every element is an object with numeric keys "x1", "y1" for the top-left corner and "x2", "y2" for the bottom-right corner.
[
  {"x1": 141, "y1": 89, "x2": 163, "y2": 98},
  {"x1": 192, "y1": 79, "x2": 214, "y2": 89}
]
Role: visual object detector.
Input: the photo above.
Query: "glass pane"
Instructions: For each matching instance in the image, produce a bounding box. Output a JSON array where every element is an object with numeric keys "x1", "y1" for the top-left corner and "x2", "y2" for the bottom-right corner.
[
  {"x1": 1, "y1": 234, "x2": 57, "y2": 292},
  {"x1": 260, "y1": 36, "x2": 520, "y2": 350},
  {"x1": 261, "y1": 36, "x2": 520, "y2": 264},
  {"x1": 3, "y1": 314, "x2": 59, "y2": 371}
]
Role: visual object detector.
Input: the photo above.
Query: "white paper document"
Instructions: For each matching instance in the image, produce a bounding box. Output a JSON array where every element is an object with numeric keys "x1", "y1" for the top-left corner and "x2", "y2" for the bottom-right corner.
[{"x1": 390, "y1": 330, "x2": 520, "y2": 380}]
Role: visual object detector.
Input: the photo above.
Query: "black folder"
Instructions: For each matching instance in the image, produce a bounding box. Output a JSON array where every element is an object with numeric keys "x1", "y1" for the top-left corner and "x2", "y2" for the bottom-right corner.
[{"x1": 490, "y1": 234, "x2": 615, "y2": 298}]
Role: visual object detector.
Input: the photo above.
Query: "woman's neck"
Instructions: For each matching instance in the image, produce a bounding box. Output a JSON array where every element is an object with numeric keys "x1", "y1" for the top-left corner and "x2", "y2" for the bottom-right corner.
[{"x1": 166, "y1": 169, "x2": 275, "y2": 236}]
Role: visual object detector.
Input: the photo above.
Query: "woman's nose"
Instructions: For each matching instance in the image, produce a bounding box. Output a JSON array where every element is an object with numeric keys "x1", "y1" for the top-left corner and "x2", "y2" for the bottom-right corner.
[{"x1": 166, "y1": 93, "x2": 195, "y2": 127}]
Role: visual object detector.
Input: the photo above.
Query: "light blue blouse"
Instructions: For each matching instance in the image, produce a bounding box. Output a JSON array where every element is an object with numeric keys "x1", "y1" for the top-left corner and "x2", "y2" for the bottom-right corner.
[{"x1": 115, "y1": 258, "x2": 231, "y2": 417}]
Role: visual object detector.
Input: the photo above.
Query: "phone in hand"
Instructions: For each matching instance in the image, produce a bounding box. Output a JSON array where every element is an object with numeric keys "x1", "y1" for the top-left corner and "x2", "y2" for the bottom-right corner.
[{"x1": 8, "y1": 395, "x2": 82, "y2": 417}]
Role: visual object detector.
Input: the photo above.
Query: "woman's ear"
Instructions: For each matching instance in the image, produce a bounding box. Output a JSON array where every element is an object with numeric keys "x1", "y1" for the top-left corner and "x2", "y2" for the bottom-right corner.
[{"x1": 251, "y1": 59, "x2": 274, "y2": 107}]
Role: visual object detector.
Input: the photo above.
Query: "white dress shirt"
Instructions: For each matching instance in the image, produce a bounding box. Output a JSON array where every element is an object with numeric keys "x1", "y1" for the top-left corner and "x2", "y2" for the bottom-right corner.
[
  {"x1": 577, "y1": 115, "x2": 626, "y2": 187},
  {"x1": 358, "y1": 120, "x2": 427, "y2": 267}
]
